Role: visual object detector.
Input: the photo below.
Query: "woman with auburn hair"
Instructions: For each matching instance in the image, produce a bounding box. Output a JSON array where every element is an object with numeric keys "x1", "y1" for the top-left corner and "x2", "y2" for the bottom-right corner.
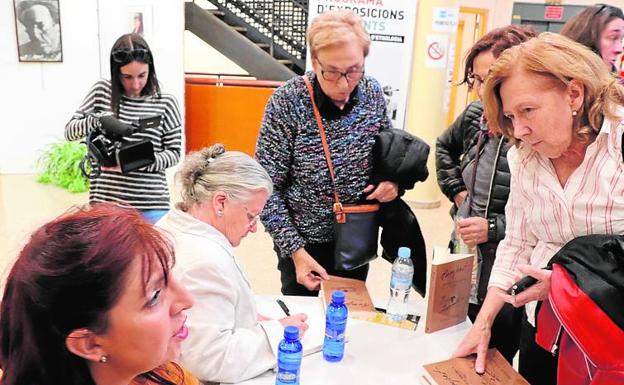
[
  {"x1": 454, "y1": 33, "x2": 624, "y2": 385},
  {"x1": 560, "y1": 3, "x2": 624, "y2": 73},
  {"x1": 0, "y1": 203, "x2": 197, "y2": 385},
  {"x1": 436, "y1": 24, "x2": 537, "y2": 364}
]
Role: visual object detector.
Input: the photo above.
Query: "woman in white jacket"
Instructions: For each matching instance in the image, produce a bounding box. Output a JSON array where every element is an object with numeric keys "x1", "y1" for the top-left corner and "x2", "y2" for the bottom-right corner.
[{"x1": 156, "y1": 144, "x2": 308, "y2": 383}]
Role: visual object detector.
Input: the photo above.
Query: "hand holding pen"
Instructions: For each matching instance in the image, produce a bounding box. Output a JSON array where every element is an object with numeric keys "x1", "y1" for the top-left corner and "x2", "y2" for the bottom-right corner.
[{"x1": 276, "y1": 298, "x2": 309, "y2": 336}]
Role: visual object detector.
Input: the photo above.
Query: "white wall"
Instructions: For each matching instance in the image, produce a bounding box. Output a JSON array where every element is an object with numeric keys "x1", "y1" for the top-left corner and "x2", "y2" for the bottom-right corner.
[{"x1": 0, "y1": 0, "x2": 184, "y2": 174}]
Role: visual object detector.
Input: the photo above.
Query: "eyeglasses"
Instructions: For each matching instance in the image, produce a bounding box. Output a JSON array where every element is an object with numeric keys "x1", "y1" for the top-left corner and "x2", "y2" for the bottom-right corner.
[
  {"x1": 112, "y1": 48, "x2": 152, "y2": 64},
  {"x1": 243, "y1": 206, "x2": 261, "y2": 228},
  {"x1": 467, "y1": 72, "x2": 486, "y2": 89},
  {"x1": 316, "y1": 59, "x2": 364, "y2": 82}
]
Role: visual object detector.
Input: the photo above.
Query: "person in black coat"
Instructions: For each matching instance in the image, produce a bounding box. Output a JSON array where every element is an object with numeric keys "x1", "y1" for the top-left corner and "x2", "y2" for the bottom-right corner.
[{"x1": 435, "y1": 25, "x2": 537, "y2": 363}]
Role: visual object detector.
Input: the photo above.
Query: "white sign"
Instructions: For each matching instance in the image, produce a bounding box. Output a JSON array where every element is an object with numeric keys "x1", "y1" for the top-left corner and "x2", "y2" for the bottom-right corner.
[
  {"x1": 307, "y1": 0, "x2": 419, "y2": 129},
  {"x1": 425, "y1": 34, "x2": 449, "y2": 69},
  {"x1": 432, "y1": 7, "x2": 459, "y2": 32}
]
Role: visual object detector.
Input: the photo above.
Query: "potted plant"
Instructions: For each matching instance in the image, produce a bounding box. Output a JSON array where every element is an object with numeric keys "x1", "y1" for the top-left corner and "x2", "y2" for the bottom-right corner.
[{"x1": 36, "y1": 141, "x2": 90, "y2": 193}]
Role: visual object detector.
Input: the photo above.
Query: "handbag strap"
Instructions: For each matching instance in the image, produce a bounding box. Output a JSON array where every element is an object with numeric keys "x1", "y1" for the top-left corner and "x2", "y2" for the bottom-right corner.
[{"x1": 303, "y1": 75, "x2": 342, "y2": 208}]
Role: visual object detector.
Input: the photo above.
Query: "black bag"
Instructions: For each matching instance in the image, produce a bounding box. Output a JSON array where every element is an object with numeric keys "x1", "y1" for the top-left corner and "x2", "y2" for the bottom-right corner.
[{"x1": 303, "y1": 75, "x2": 379, "y2": 271}]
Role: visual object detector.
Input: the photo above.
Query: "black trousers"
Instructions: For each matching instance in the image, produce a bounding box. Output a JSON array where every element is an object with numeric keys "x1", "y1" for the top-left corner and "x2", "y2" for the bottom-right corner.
[
  {"x1": 519, "y1": 311, "x2": 558, "y2": 385},
  {"x1": 468, "y1": 302, "x2": 523, "y2": 364},
  {"x1": 276, "y1": 241, "x2": 369, "y2": 296}
]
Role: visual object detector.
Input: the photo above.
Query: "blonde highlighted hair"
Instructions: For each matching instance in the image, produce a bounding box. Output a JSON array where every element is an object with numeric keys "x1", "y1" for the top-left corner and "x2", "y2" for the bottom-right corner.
[
  {"x1": 307, "y1": 10, "x2": 370, "y2": 59},
  {"x1": 483, "y1": 32, "x2": 624, "y2": 144},
  {"x1": 176, "y1": 144, "x2": 273, "y2": 210}
]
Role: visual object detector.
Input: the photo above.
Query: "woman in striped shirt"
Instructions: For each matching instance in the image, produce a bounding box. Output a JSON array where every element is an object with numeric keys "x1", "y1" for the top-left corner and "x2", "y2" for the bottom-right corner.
[
  {"x1": 454, "y1": 33, "x2": 624, "y2": 385},
  {"x1": 65, "y1": 33, "x2": 182, "y2": 223}
]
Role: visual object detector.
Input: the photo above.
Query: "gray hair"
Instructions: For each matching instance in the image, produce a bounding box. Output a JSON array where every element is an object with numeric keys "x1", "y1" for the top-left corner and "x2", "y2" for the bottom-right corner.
[{"x1": 177, "y1": 144, "x2": 273, "y2": 209}]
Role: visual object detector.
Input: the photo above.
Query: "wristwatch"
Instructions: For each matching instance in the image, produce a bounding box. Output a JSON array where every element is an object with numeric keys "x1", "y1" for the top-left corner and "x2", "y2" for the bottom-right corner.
[{"x1": 487, "y1": 218, "x2": 497, "y2": 241}]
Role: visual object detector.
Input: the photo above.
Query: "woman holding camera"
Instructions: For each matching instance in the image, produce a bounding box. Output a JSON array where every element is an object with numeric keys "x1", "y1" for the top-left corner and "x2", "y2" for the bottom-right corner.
[{"x1": 65, "y1": 33, "x2": 182, "y2": 223}]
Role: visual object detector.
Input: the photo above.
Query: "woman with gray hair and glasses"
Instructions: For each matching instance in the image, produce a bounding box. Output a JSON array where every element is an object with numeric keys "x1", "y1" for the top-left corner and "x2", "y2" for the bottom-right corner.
[{"x1": 156, "y1": 144, "x2": 308, "y2": 384}]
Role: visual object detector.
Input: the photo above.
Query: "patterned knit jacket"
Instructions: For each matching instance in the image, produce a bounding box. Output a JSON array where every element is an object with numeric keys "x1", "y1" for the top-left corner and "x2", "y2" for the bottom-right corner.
[{"x1": 256, "y1": 72, "x2": 391, "y2": 258}]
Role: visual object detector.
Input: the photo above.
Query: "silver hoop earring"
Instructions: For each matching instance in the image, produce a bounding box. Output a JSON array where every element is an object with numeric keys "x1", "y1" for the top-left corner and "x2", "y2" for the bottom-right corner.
[
  {"x1": 99, "y1": 355, "x2": 108, "y2": 363},
  {"x1": 572, "y1": 110, "x2": 578, "y2": 117},
  {"x1": 217, "y1": 211, "x2": 223, "y2": 217}
]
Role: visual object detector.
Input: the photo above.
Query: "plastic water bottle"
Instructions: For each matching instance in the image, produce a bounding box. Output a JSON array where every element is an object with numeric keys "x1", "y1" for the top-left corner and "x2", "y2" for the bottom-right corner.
[
  {"x1": 323, "y1": 290, "x2": 348, "y2": 362},
  {"x1": 387, "y1": 247, "x2": 414, "y2": 322},
  {"x1": 276, "y1": 326, "x2": 302, "y2": 385}
]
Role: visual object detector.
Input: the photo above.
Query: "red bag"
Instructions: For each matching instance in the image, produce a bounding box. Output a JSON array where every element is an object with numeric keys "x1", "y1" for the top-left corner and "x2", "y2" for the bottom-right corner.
[{"x1": 536, "y1": 235, "x2": 624, "y2": 385}]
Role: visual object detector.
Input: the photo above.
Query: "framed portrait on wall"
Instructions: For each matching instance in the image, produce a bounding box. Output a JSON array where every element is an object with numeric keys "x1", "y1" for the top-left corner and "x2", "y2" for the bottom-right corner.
[{"x1": 13, "y1": 0, "x2": 63, "y2": 62}]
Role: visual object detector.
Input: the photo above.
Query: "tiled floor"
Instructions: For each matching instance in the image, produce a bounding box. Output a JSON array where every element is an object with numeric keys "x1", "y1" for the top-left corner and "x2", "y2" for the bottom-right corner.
[{"x1": 0, "y1": 174, "x2": 453, "y2": 301}]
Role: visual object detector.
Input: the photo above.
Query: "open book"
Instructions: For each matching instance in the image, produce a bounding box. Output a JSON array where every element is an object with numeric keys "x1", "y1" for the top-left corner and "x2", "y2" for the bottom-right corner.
[
  {"x1": 255, "y1": 296, "x2": 326, "y2": 356},
  {"x1": 424, "y1": 246, "x2": 474, "y2": 333},
  {"x1": 421, "y1": 348, "x2": 530, "y2": 385}
]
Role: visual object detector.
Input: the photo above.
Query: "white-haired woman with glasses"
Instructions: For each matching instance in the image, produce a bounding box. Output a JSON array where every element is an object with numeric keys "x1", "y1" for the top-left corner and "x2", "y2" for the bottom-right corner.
[
  {"x1": 65, "y1": 33, "x2": 182, "y2": 223},
  {"x1": 156, "y1": 144, "x2": 308, "y2": 384},
  {"x1": 256, "y1": 10, "x2": 399, "y2": 295}
]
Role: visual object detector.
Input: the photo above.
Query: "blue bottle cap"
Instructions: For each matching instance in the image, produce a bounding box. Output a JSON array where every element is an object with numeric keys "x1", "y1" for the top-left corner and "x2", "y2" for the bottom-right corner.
[
  {"x1": 398, "y1": 247, "x2": 411, "y2": 258},
  {"x1": 331, "y1": 290, "x2": 346, "y2": 304},
  {"x1": 284, "y1": 325, "x2": 299, "y2": 340}
]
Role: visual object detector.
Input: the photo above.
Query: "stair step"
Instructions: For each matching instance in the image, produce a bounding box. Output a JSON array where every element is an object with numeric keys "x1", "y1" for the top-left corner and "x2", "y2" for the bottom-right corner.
[
  {"x1": 232, "y1": 25, "x2": 248, "y2": 33},
  {"x1": 209, "y1": 10, "x2": 225, "y2": 17}
]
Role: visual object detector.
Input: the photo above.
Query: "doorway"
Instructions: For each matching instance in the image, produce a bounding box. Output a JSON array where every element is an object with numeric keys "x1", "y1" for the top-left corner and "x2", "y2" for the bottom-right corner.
[{"x1": 446, "y1": 7, "x2": 488, "y2": 127}]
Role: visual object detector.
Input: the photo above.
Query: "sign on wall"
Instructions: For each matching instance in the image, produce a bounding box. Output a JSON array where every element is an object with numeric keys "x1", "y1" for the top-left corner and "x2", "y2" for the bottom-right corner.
[{"x1": 307, "y1": 0, "x2": 419, "y2": 129}]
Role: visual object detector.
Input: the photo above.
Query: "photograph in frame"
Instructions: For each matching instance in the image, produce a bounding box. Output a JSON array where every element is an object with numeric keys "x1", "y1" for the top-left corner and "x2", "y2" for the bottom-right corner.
[{"x1": 13, "y1": 0, "x2": 63, "y2": 62}]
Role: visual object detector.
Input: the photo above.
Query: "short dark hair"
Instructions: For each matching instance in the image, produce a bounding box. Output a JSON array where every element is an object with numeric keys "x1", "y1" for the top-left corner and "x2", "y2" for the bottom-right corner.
[
  {"x1": 16, "y1": 0, "x2": 59, "y2": 25},
  {"x1": 560, "y1": 3, "x2": 624, "y2": 69},
  {"x1": 109, "y1": 33, "x2": 161, "y2": 117},
  {"x1": 0, "y1": 203, "x2": 175, "y2": 385},
  {"x1": 460, "y1": 25, "x2": 538, "y2": 88}
]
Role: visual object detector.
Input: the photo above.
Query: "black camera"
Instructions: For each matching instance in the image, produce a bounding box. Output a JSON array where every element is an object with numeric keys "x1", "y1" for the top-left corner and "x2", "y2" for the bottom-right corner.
[{"x1": 80, "y1": 114, "x2": 161, "y2": 177}]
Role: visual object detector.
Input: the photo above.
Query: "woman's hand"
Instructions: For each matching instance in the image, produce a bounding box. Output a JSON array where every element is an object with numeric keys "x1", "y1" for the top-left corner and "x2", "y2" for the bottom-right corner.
[
  {"x1": 453, "y1": 287, "x2": 506, "y2": 374},
  {"x1": 279, "y1": 313, "x2": 309, "y2": 337},
  {"x1": 453, "y1": 191, "x2": 468, "y2": 207},
  {"x1": 291, "y1": 248, "x2": 329, "y2": 291},
  {"x1": 457, "y1": 217, "x2": 489, "y2": 246},
  {"x1": 363, "y1": 181, "x2": 399, "y2": 202},
  {"x1": 100, "y1": 165, "x2": 122, "y2": 173},
  {"x1": 452, "y1": 318, "x2": 492, "y2": 374},
  {"x1": 502, "y1": 264, "x2": 552, "y2": 307}
]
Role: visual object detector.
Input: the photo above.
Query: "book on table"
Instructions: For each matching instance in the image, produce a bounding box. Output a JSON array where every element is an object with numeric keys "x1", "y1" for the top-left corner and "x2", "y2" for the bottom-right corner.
[
  {"x1": 420, "y1": 348, "x2": 530, "y2": 385},
  {"x1": 424, "y1": 246, "x2": 474, "y2": 333},
  {"x1": 321, "y1": 275, "x2": 420, "y2": 330}
]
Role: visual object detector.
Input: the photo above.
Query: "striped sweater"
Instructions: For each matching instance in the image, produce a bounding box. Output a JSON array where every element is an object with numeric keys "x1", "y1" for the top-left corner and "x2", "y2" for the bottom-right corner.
[
  {"x1": 65, "y1": 80, "x2": 182, "y2": 210},
  {"x1": 256, "y1": 73, "x2": 391, "y2": 258}
]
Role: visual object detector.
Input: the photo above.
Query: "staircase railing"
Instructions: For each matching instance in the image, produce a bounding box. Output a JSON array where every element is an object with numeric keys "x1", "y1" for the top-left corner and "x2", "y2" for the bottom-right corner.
[{"x1": 205, "y1": 0, "x2": 308, "y2": 72}]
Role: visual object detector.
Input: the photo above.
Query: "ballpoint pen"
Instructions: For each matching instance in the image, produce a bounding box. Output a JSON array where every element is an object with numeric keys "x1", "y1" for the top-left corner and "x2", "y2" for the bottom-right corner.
[{"x1": 276, "y1": 298, "x2": 291, "y2": 316}]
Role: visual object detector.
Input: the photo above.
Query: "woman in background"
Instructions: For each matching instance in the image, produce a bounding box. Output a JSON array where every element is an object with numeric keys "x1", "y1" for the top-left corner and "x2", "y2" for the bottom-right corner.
[
  {"x1": 0, "y1": 203, "x2": 196, "y2": 385},
  {"x1": 561, "y1": 3, "x2": 624, "y2": 74},
  {"x1": 436, "y1": 25, "x2": 536, "y2": 363},
  {"x1": 156, "y1": 144, "x2": 308, "y2": 384},
  {"x1": 65, "y1": 33, "x2": 182, "y2": 223}
]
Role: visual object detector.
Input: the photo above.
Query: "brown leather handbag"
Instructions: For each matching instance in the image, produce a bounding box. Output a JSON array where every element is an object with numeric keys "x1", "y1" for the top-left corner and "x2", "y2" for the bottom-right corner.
[{"x1": 303, "y1": 75, "x2": 379, "y2": 271}]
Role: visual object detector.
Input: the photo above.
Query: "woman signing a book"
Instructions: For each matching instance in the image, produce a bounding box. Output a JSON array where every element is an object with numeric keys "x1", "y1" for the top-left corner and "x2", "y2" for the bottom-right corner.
[
  {"x1": 155, "y1": 144, "x2": 308, "y2": 384},
  {"x1": 453, "y1": 33, "x2": 624, "y2": 385}
]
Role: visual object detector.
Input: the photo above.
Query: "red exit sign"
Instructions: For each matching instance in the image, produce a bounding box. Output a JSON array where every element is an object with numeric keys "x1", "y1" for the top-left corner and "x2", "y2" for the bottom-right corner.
[{"x1": 544, "y1": 6, "x2": 564, "y2": 20}]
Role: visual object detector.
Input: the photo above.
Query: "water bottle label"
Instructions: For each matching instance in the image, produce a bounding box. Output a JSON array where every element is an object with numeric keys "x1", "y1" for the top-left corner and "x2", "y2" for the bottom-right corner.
[
  {"x1": 325, "y1": 329, "x2": 345, "y2": 341},
  {"x1": 276, "y1": 371, "x2": 298, "y2": 382},
  {"x1": 390, "y1": 275, "x2": 411, "y2": 289}
]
